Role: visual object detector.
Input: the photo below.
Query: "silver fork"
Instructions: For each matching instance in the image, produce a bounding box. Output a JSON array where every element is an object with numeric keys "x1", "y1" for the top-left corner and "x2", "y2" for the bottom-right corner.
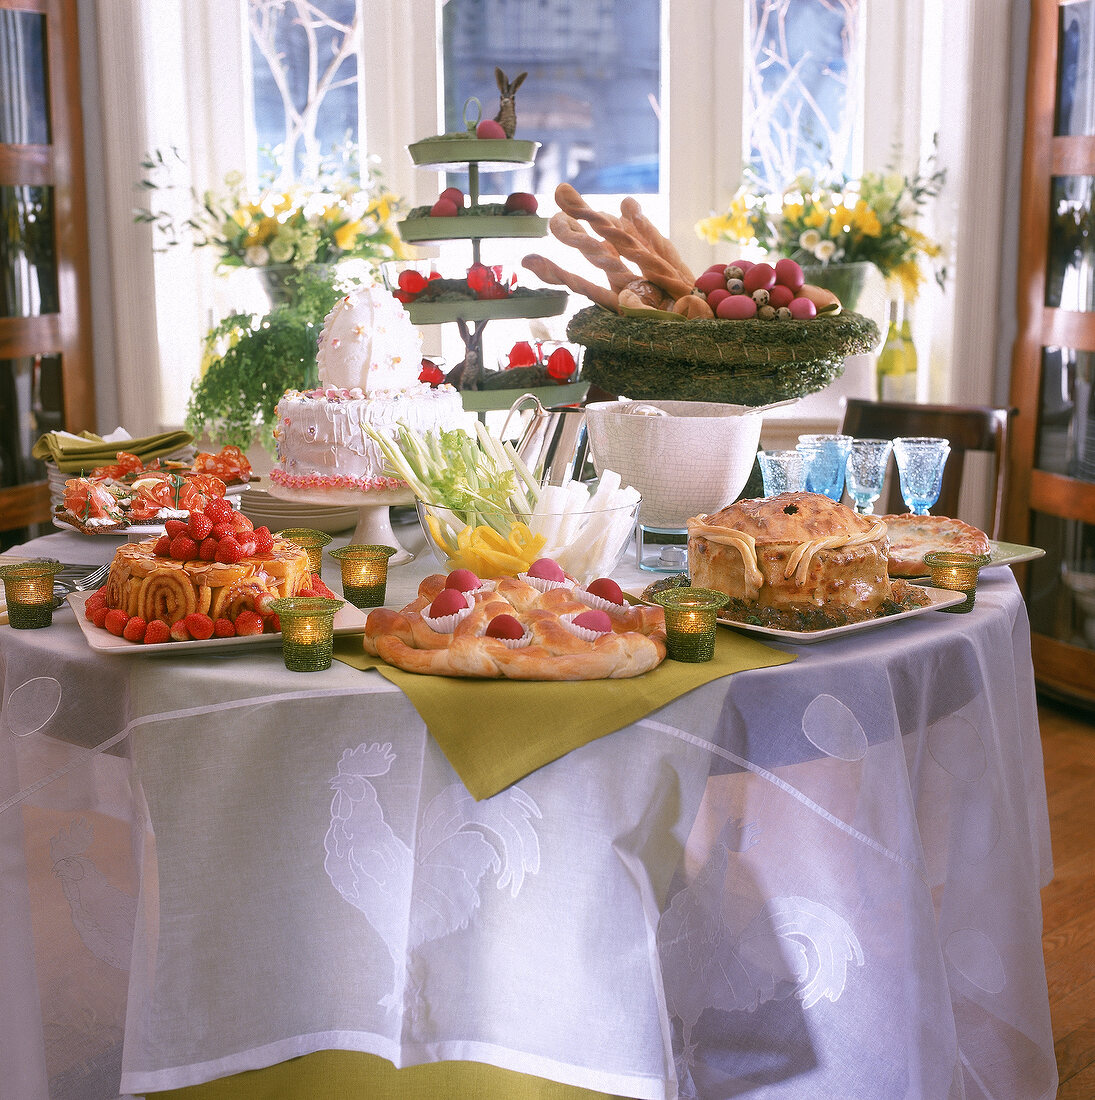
[{"x1": 53, "y1": 563, "x2": 110, "y2": 605}]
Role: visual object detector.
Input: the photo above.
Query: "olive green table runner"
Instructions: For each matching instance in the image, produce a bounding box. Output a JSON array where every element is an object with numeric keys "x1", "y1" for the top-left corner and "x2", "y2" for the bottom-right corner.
[{"x1": 334, "y1": 629, "x2": 795, "y2": 800}]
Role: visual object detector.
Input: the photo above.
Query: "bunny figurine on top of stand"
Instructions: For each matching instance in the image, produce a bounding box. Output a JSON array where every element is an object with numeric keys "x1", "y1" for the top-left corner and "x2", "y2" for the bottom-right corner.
[{"x1": 494, "y1": 68, "x2": 527, "y2": 137}]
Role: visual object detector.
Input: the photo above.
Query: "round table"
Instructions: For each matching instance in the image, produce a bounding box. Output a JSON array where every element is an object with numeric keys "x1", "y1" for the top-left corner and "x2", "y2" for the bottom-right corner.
[{"x1": 0, "y1": 529, "x2": 1057, "y2": 1100}]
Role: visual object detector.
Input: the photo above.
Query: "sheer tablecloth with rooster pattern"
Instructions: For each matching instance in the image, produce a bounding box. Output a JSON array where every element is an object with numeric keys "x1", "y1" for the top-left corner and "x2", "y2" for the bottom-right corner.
[{"x1": 1, "y1": 531, "x2": 1056, "y2": 1099}]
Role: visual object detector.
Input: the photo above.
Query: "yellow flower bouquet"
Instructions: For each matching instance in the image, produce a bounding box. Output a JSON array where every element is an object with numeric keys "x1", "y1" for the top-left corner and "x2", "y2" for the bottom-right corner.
[
  {"x1": 136, "y1": 147, "x2": 406, "y2": 273},
  {"x1": 697, "y1": 158, "x2": 947, "y2": 301}
]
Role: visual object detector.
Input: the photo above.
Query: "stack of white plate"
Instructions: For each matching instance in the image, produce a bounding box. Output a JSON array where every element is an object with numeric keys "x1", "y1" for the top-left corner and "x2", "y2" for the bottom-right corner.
[{"x1": 240, "y1": 489, "x2": 358, "y2": 535}]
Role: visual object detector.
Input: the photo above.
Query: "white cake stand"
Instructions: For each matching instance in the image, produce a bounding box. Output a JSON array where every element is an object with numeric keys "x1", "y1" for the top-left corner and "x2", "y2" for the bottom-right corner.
[{"x1": 264, "y1": 483, "x2": 419, "y2": 565}]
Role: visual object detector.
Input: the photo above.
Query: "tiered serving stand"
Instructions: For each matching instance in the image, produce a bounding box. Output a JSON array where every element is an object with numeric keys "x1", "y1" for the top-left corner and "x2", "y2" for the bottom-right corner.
[{"x1": 401, "y1": 125, "x2": 585, "y2": 413}]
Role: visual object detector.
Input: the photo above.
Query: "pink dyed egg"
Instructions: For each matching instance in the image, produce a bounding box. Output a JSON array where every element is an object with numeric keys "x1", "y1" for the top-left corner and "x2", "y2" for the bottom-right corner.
[
  {"x1": 528, "y1": 558, "x2": 566, "y2": 582},
  {"x1": 716, "y1": 294, "x2": 758, "y2": 320},
  {"x1": 573, "y1": 609, "x2": 613, "y2": 634},
  {"x1": 788, "y1": 296, "x2": 818, "y2": 319}
]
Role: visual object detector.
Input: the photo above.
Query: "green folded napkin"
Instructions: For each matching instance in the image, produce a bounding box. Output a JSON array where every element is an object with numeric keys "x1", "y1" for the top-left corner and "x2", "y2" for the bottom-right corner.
[
  {"x1": 32, "y1": 430, "x2": 194, "y2": 473},
  {"x1": 333, "y1": 630, "x2": 794, "y2": 800}
]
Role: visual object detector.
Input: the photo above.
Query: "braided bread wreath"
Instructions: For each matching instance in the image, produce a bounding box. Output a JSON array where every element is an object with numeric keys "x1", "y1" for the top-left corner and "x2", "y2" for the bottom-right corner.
[{"x1": 363, "y1": 565, "x2": 667, "y2": 680}]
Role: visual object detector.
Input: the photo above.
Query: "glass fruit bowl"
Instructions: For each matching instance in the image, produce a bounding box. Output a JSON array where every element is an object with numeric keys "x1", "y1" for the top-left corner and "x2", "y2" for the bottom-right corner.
[{"x1": 415, "y1": 496, "x2": 640, "y2": 583}]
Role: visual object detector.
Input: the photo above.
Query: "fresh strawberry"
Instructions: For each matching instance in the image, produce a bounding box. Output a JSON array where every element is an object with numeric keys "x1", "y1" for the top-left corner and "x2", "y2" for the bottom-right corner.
[
  {"x1": 230, "y1": 512, "x2": 254, "y2": 533},
  {"x1": 153, "y1": 534, "x2": 173, "y2": 556},
  {"x1": 184, "y1": 612, "x2": 214, "y2": 640},
  {"x1": 104, "y1": 609, "x2": 129, "y2": 637},
  {"x1": 123, "y1": 616, "x2": 147, "y2": 642},
  {"x1": 215, "y1": 536, "x2": 243, "y2": 564},
  {"x1": 91, "y1": 606, "x2": 111, "y2": 629},
  {"x1": 84, "y1": 590, "x2": 107, "y2": 616},
  {"x1": 169, "y1": 534, "x2": 199, "y2": 561},
  {"x1": 170, "y1": 619, "x2": 191, "y2": 641},
  {"x1": 199, "y1": 537, "x2": 218, "y2": 561},
  {"x1": 204, "y1": 498, "x2": 234, "y2": 525},
  {"x1": 143, "y1": 619, "x2": 171, "y2": 645},
  {"x1": 233, "y1": 609, "x2": 265, "y2": 636},
  {"x1": 187, "y1": 512, "x2": 214, "y2": 540},
  {"x1": 262, "y1": 612, "x2": 281, "y2": 633},
  {"x1": 164, "y1": 518, "x2": 190, "y2": 539},
  {"x1": 211, "y1": 521, "x2": 235, "y2": 542},
  {"x1": 251, "y1": 526, "x2": 274, "y2": 553},
  {"x1": 238, "y1": 539, "x2": 257, "y2": 558},
  {"x1": 213, "y1": 617, "x2": 236, "y2": 637}
]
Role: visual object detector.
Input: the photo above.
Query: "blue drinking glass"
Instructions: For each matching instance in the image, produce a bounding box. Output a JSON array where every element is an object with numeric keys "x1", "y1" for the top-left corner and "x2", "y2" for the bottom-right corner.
[
  {"x1": 796, "y1": 434, "x2": 853, "y2": 501},
  {"x1": 892, "y1": 436, "x2": 951, "y2": 515},
  {"x1": 845, "y1": 438, "x2": 893, "y2": 514}
]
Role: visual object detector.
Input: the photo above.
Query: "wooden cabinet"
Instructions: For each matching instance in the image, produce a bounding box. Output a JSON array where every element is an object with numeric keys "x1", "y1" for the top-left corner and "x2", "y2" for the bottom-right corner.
[
  {"x1": 1008, "y1": 0, "x2": 1095, "y2": 703},
  {"x1": 0, "y1": 0, "x2": 94, "y2": 546}
]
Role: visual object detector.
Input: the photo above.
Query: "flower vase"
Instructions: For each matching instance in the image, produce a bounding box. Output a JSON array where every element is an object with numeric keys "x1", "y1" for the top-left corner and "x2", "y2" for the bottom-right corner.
[
  {"x1": 256, "y1": 264, "x2": 335, "y2": 311},
  {"x1": 800, "y1": 260, "x2": 882, "y2": 318}
]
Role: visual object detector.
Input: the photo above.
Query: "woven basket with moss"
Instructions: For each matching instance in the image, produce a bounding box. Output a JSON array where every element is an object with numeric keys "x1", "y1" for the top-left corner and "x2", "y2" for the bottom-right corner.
[{"x1": 567, "y1": 305, "x2": 880, "y2": 405}]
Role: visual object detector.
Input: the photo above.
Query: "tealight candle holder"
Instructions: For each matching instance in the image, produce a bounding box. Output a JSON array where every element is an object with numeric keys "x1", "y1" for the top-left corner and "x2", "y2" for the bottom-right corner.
[
  {"x1": 923, "y1": 550, "x2": 992, "y2": 614},
  {"x1": 268, "y1": 596, "x2": 343, "y2": 671},
  {"x1": 275, "y1": 528, "x2": 332, "y2": 574},
  {"x1": 650, "y1": 586, "x2": 729, "y2": 662},
  {"x1": 0, "y1": 559, "x2": 66, "y2": 629},
  {"x1": 328, "y1": 544, "x2": 396, "y2": 607}
]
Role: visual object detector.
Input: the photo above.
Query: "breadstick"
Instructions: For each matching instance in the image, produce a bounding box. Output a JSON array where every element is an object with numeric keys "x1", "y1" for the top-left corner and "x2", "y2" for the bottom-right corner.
[
  {"x1": 620, "y1": 196, "x2": 695, "y2": 286},
  {"x1": 521, "y1": 254, "x2": 620, "y2": 312},
  {"x1": 548, "y1": 213, "x2": 636, "y2": 292},
  {"x1": 555, "y1": 185, "x2": 692, "y2": 299}
]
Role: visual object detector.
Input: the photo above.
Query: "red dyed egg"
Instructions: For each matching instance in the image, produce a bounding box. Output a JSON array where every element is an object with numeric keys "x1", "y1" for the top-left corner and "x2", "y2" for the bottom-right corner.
[
  {"x1": 573, "y1": 609, "x2": 613, "y2": 634},
  {"x1": 768, "y1": 284, "x2": 795, "y2": 309},
  {"x1": 429, "y1": 589, "x2": 469, "y2": 618},
  {"x1": 528, "y1": 558, "x2": 566, "y2": 582},
  {"x1": 706, "y1": 288, "x2": 731, "y2": 310},
  {"x1": 743, "y1": 262, "x2": 776, "y2": 293},
  {"x1": 586, "y1": 577, "x2": 624, "y2": 604},
  {"x1": 486, "y1": 614, "x2": 524, "y2": 640},
  {"x1": 445, "y1": 568, "x2": 481, "y2": 592},
  {"x1": 774, "y1": 257, "x2": 805, "y2": 291}
]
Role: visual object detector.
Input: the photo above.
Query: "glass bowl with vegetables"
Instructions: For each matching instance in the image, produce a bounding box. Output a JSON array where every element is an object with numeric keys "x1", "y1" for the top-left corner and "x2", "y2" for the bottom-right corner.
[{"x1": 364, "y1": 420, "x2": 641, "y2": 582}]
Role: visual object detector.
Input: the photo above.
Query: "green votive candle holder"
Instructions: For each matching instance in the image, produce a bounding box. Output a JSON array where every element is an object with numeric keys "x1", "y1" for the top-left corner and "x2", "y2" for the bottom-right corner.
[
  {"x1": 0, "y1": 560, "x2": 66, "y2": 629},
  {"x1": 328, "y1": 544, "x2": 396, "y2": 608},
  {"x1": 650, "y1": 586, "x2": 729, "y2": 662},
  {"x1": 274, "y1": 528, "x2": 333, "y2": 575},
  {"x1": 923, "y1": 550, "x2": 992, "y2": 614},
  {"x1": 268, "y1": 596, "x2": 343, "y2": 671}
]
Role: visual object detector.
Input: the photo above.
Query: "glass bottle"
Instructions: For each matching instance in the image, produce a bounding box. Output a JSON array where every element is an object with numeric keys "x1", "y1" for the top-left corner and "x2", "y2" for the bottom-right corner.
[{"x1": 877, "y1": 299, "x2": 916, "y2": 401}]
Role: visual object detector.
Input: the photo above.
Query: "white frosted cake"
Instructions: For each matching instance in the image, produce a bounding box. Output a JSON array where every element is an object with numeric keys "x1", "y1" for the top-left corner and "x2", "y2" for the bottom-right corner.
[{"x1": 271, "y1": 281, "x2": 463, "y2": 495}]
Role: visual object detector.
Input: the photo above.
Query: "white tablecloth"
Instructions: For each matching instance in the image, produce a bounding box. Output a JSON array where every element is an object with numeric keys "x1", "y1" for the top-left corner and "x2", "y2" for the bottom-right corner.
[{"x1": 0, "y1": 529, "x2": 1057, "y2": 1099}]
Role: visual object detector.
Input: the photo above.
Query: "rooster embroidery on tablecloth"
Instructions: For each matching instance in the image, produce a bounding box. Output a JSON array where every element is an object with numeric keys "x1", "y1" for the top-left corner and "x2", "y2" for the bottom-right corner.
[
  {"x1": 50, "y1": 817, "x2": 138, "y2": 971},
  {"x1": 323, "y1": 742, "x2": 542, "y2": 1011},
  {"x1": 657, "y1": 817, "x2": 864, "y2": 1080}
]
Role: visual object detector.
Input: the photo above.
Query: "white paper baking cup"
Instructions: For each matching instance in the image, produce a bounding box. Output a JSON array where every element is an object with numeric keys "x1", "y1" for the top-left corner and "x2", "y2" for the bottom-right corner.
[
  {"x1": 573, "y1": 587, "x2": 629, "y2": 616},
  {"x1": 518, "y1": 571, "x2": 572, "y2": 594},
  {"x1": 559, "y1": 610, "x2": 612, "y2": 642},
  {"x1": 421, "y1": 603, "x2": 474, "y2": 634}
]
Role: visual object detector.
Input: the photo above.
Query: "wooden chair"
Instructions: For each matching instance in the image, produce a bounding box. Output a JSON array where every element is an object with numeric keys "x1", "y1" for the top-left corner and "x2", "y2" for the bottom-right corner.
[{"x1": 839, "y1": 399, "x2": 1014, "y2": 538}]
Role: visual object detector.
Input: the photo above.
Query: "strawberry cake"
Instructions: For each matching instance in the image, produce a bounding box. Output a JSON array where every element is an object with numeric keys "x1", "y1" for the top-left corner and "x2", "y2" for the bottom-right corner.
[
  {"x1": 98, "y1": 498, "x2": 312, "y2": 639},
  {"x1": 270, "y1": 280, "x2": 464, "y2": 500}
]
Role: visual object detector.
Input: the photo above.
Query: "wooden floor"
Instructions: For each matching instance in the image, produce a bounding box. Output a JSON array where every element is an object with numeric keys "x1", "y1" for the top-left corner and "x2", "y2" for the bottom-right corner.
[{"x1": 1037, "y1": 695, "x2": 1095, "y2": 1097}]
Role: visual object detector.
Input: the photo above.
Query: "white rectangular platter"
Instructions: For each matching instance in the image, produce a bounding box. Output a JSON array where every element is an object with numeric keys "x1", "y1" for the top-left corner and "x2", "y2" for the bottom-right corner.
[
  {"x1": 67, "y1": 591, "x2": 368, "y2": 656},
  {"x1": 714, "y1": 586, "x2": 967, "y2": 645}
]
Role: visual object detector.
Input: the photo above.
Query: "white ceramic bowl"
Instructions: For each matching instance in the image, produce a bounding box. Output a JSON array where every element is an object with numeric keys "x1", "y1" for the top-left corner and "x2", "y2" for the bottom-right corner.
[{"x1": 584, "y1": 400, "x2": 764, "y2": 528}]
